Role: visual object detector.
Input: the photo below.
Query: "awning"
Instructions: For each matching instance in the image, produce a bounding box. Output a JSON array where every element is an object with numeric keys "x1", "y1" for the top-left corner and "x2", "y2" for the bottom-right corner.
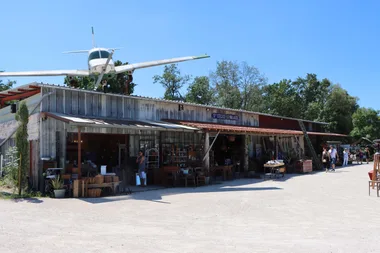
[
  {"x1": 166, "y1": 120, "x2": 348, "y2": 137},
  {"x1": 42, "y1": 112, "x2": 198, "y2": 132},
  {"x1": 168, "y1": 120, "x2": 304, "y2": 136},
  {"x1": 0, "y1": 84, "x2": 41, "y2": 107},
  {"x1": 307, "y1": 131, "x2": 348, "y2": 137}
]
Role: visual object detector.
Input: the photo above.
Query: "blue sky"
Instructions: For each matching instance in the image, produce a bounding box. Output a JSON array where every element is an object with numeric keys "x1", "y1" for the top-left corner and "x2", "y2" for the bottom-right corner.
[{"x1": 1, "y1": 0, "x2": 379, "y2": 109}]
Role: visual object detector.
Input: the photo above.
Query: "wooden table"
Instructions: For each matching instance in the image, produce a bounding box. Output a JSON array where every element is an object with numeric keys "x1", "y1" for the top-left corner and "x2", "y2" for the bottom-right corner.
[
  {"x1": 213, "y1": 165, "x2": 232, "y2": 181},
  {"x1": 263, "y1": 163, "x2": 285, "y2": 179},
  {"x1": 85, "y1": 181, "x2": 121, "y2": 197}
]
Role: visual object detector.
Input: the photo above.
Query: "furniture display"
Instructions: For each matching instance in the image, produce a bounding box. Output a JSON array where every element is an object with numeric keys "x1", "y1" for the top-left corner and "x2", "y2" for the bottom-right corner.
[{"x1": 264, "y1": 162, "x2": 286, "y2": 179}]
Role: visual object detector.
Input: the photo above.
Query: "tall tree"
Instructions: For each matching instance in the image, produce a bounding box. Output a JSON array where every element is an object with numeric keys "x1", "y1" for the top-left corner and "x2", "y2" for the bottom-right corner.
[
  {"x1": 15, "y1": 101, "x2": 29, "y2": 195},
  {"x1": 262, "y1": 79, "x2": 302, "y2": 117},
  {"x1": 291, "y1": 73, "x2": 332, "y2": 121},
  {"x1": 209, "y1": 60, "x2": 266, "y2": 110},
  {"x1": 350, "y1": 107, "x2": 380, "y2": 140},
  {"x1": 185, "y1": 76, "x2": 214, "y2": 105},
  {"x1": 239, "y1": 61, "x2": 267, "y2": 112},
  {"x1": 153, "y1": 64, "x2": 190, "y2": 101},
  {"x1": 63, "y1": 60, "x2": 137, "y2": 95},
  {"x1": 210, "y1": 61, "x2": 241, "y2": 109},
  {"x1": 320, "y1": 84, "x2": 359, "y2": 134}
]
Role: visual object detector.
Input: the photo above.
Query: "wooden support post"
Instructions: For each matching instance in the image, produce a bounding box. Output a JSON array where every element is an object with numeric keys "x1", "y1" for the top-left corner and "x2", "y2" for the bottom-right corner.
[
  {"x1": 244, "y1": 135, "x2": 249, "y2": 173},
  {"x1": 78, "y1": 127, "x2": 82, "y2": 179},
  {"x1": 372, "y1": 153, "x2": 380, "y2": 189},
  {"x1": 203, "y1": 132, "x2": 210, "y2": 170}
]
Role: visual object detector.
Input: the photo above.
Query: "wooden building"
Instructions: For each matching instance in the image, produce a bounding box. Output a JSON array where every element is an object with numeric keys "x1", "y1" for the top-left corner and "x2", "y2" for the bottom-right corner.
[{"x1": 0, "y1": 83, "x2": 346, "y2": 191}]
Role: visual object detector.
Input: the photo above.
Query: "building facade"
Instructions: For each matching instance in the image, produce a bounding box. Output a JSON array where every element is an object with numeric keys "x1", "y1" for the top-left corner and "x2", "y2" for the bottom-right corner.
[{"x1": 0, "y1": 83, "x2": 346, "y2": 190}]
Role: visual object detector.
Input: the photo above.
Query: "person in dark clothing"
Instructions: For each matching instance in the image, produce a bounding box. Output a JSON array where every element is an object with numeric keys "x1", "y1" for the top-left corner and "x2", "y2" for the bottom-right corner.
[{"x1": 322, "y1": 147, "x2": 330, "y2": 172}]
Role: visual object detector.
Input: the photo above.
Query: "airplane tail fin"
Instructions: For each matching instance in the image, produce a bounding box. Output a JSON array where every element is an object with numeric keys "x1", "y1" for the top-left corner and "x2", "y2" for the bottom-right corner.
[{"x1": 92, "y1": 27, "x2": 96, "y2": 48}]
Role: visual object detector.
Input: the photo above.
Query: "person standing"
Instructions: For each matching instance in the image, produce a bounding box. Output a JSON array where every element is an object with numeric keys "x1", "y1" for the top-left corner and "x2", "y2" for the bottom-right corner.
[
  {"x1": 136, "y1": 150, "x2": 147, "y2": 187},
  {"x1": 328, "y1": 145, "x2": 338, "y2": 171},
  {"x1": 322, "y1": 147, "x2": 330, "y2": 172},
  {"x1": 365, "y1": 147, "x2": 370, "y2": 164},
  {"x1": 343, "y1": 148, "x2": 349, "y2": 166}
]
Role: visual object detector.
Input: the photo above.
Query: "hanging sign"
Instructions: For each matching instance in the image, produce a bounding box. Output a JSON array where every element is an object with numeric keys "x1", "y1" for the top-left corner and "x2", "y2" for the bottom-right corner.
[{"x1": 211, "y1": 113, "x2": 239, "y2": 121}]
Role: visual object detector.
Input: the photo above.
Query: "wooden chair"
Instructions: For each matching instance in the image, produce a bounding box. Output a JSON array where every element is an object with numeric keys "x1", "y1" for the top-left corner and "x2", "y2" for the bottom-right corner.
[
  {"x1": 195, "y1": 167, "x2": 206, "y2": 186},
  {"x1": 179, "y1": 169, "x2": 196, "y2": 187}
]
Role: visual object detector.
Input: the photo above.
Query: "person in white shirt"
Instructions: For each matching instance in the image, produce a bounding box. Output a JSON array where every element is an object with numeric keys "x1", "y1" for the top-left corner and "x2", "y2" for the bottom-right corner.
[
  {"x1": 328, "y1": 145, "x2": 338, "y2": 171},
  {"x1": 343, "y1": 148, "x2": 349, "y2": 166}
]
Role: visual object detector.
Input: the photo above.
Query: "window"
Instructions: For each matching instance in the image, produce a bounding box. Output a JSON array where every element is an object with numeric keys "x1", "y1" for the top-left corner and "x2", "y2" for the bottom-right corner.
[
  {"x1": 88, "y1": 50, "x2": 110, "y2": 61},
  {"x1": 88, "y1": 51, "x2": 100, "y2": 60},
  {"x1": 100, "y1": 50, "x2": 110, "y2": 58}
]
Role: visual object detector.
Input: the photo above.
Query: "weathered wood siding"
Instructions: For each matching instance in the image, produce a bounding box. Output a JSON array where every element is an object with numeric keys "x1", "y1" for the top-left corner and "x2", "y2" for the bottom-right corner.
[
  {"x1": 0, "y1": 93, "x2": 41, "y2": 123},
  {"x1": 40, "y1": 87, "x2": 260, "y2": 126}
]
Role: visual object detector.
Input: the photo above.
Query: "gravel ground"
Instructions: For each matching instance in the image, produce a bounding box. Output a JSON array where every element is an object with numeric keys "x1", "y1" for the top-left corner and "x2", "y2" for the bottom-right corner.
[{"x1": 0, "y1": 163, "x2": 379, "y2": 253}]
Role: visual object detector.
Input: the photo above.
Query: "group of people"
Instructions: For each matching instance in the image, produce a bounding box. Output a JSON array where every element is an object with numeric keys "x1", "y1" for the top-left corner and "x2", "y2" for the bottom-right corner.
[
  {"x1": 354, "y1": 147, "x2": 371, "y2": 164},
  {"x1": 321, "y1": 145, "x2": 372, "y2": 172},
  {"x1": 322, "y1": 145, "x2": 341, "y2": 172}
]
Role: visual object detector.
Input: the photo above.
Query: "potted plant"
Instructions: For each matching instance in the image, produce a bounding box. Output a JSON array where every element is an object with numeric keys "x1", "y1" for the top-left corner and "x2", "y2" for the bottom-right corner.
[{"x1": 51, "y1": 176, "x2": 65, "y2": 198}]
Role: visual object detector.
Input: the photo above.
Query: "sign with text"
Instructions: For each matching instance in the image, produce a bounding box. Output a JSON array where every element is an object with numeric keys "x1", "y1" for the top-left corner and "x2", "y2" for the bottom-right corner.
[{"x1": 211, "y1": 113, "x2": 239, "y2": 121}]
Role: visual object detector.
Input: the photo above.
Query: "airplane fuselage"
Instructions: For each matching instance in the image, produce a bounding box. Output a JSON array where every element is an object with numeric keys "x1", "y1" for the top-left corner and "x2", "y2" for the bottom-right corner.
[{"x1": 87, "y1": 48, "x2": 115, "y2": 75}]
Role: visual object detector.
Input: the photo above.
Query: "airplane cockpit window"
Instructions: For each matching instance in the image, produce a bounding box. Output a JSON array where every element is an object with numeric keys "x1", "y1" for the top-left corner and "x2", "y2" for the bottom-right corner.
[
  {"x1": 89, "y1": 50, "x2": 110, "y2": 60},
  {"x1": 89, "y1": 51, "x2": 100, "y2": 60},
  {"x1": 100, "y1": 51, "x2": 110, "y2": 58}
]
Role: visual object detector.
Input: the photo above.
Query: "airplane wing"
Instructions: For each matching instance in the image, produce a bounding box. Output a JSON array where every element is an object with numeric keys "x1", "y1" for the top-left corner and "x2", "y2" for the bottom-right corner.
[
  {"x1": 114, "y1": 54, "x2": 210, "y2": 74},
  {"x1": 0, "y1": 69, "x2": 90, "y2": 77}
]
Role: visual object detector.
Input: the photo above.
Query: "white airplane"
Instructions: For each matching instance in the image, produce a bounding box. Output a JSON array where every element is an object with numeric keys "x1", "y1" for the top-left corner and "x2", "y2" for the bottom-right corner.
[{"x1": 0, "y1": 27, "x2": 210, "y2": 88}]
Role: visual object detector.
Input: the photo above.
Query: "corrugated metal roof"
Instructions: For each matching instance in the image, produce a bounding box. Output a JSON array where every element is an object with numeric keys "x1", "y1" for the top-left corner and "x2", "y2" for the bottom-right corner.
[
  {"x1": 43, "y1": 112, "x2": 198, "y2": 131},
  {"x1": 15, "y1": 82, "x2": 329, "y2": 125},
  {"x1": 171, "y1": 120, "x2": 305, "y2": 136}
]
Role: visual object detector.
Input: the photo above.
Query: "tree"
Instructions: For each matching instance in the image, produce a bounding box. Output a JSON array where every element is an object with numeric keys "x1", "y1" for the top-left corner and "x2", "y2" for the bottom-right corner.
[
  {"x1": 210, "y1": 61, "x2": 241, "y2": 109},
  {"x1": 15, "y1": 101, "x2": 29, "y2": 195},
  {"x1": 320, "y1": 84, "x2": 359, "y2": 134},
  {"x1": 350, "y1": 107, "x2": 380, "y2": 140},
  {"x1": 63, "y1": 60, "x2": 137, "y2": 95},
  {"x1": 153, "y1": 64, "x2": 190, "y2": 101},
  {"x1": 0, "y1": 78, "x2": 15, "y2": 91},
  {"x1": 185, "y1": 76, "x2": 214, "y2": 105},
  {"x1": 262, "y1": 79, "x2": 302, "y2": 117},
  {"x1": 291, "y1": 74, "x2": 332, "y2": 121},
  {"x1": 239, "y1": 61, "x2": 267, "y2": 112},
  {"x1": 209, "y1": 60, "x2": 267, "y2": 110}
]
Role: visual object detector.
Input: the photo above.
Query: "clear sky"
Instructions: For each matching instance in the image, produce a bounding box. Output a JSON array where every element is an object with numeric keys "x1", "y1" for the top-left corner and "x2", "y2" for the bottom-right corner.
[{"x1": 1, "y1": 0, "x2": 379, "y2": 109}]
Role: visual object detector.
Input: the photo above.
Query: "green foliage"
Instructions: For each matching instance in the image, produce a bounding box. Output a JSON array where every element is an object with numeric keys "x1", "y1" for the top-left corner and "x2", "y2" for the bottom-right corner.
[
  {"x1": 263, "y1": 74, "x2": 332, "y2": 120},
  {"x1": 153, "y1": 64, "x2": 190, "y2": 101},
  {"x1": 0, "y1": 78, "x2": 15, "y2": 92},
  {"x1": 320, "y1": 84, "x2": 359, "y2": 134},
  {"x1": 63, "y1": 60, "x2": 137, "y2": 95},
  {"x1": 15, "y1": 101, "x2": 29, "y2": 193},
  {"x1": 350, "y1": 107, "x2": 380, "y2": 140},
  {"x1": 262, "y1": 79, "x2": 302, "y2": 117},
  {"x1": 185, "y1": 76, "x2": 214, "y2": 105},
  {"x1": 1, "y1": 146, "x2": 20, "y2": 192},
  {"x1": 51, "y1": 176, "x2": 64, "y2": 190},
  {"x1": 210, "y1": 60, "x2": 267, "y2": 110}
]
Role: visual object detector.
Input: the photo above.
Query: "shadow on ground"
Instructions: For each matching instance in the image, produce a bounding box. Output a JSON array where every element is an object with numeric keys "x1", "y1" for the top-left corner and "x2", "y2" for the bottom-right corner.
[
  {"x1": 80, "y1": 177, "x2": 283, "y2": 204},
  {"x1": 0, "y1": 191, "x2": 44, "y2": 204},
  {"x1": 76, "y1": 163, "x2": 361, "y2": 205}
]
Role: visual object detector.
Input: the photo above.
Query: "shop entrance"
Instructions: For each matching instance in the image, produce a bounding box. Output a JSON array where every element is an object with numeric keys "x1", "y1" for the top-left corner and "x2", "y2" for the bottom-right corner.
[{"x1": 210, "y1": 134, "x2": 245, "y2": 173}]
